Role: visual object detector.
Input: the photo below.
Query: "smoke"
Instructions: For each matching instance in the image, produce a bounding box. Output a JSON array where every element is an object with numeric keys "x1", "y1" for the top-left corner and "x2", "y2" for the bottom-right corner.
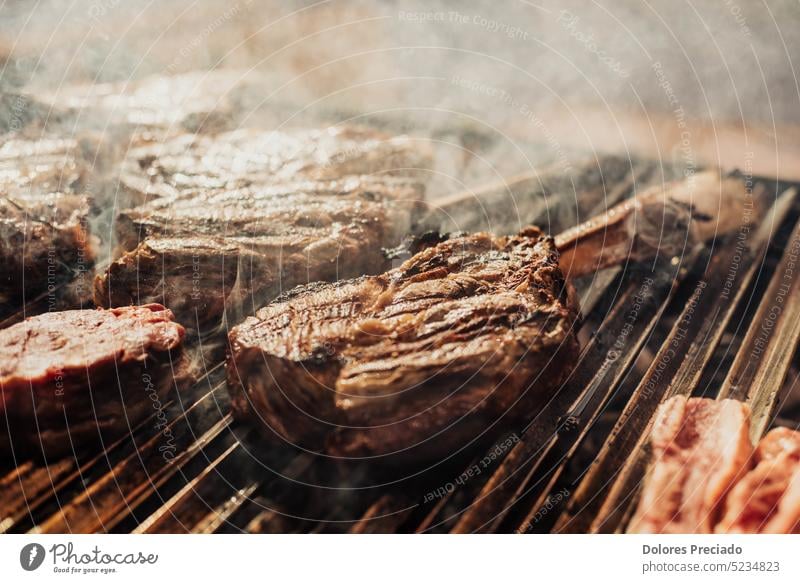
[
  {"x1": 1, "y1": 0, "x2": 796, "y2": 205},
  {"x1": 3, "y1": 1, "x2": 797, "y2": 117}
]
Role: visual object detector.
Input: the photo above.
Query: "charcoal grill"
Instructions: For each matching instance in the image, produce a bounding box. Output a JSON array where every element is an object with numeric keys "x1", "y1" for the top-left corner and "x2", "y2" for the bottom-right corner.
[{"x1": 1, "y1": 154, "x2": 798, "y2": 534}]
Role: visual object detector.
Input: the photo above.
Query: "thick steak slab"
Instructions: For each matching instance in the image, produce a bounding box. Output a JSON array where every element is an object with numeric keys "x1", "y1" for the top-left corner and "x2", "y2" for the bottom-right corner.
[
  {"x1": 0, "y1": 304, "x2": 194, "y2": 458},
  {"x1": 119, "y1": 125, "x2": 429, "y2": 203},
  {"x1": 0, "y1": 137, "x2": 95, "y2": 301},
  {"x1": 95, "y1": 176, "x2": 422, "y2": 331},
  {"x1": 227, "y1": 227, "x2": 578, "y2": 464},
  {"x1": 42, "y1": 70, "x2": 249, "y2": 135}
]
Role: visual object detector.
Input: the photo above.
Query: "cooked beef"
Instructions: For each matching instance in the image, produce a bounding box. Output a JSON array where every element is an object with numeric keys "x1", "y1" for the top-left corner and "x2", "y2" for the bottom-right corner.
[
  {"x1": 627, "y1": 397, "x2": 753, "y2": 533},
  {"x1": 112, "y1": 175, "x2": 423, "y2": 252},
  {"x1": 0, "y1": 137, "x2": 96, "y2": 301},
  {"x1": 118, "y1": 125, "x2": 429, "y2": 204},
  {"x1": 556, "y1": 171, "x2": 751, "y2": 279},
  {"x1": 37, "y1": 70, "x2": 251, "y2": 136},
  {"x1": 0, "y1": 136, "x2": 88, "y2": 194},
  {"x1": 227, "y1": 227, "x2": 579, "y2": 464},
  {"x1": 94, "y1": 176, "x2": 423, "y2": 333},
  {"x1": 717, "y1": 427, "x2": 800, "y2": 533},
  {"x1": 0, "y1": 193, "x2": 94, "y2": 302},
  {"x1": 0, "y1": 304, "x2": 194, "y2": 459},
  {"x1": 96, "y1": 237, "x2": 241, "y2": 332}
]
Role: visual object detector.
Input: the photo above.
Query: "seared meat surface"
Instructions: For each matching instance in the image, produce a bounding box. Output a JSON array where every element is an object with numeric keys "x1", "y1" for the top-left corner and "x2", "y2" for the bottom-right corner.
[
  {"x1": 0, "y1": 137, "x2": 95, "y2": 301},
  {"x1": 628, "y1": 397, "x2": 753, "y2": 533},
  {"x1": 0, "y1": 137, "x2": 88, "y2": 193},
  {"x1": 227, "y1": 227, "x2": 578, "y2": 464},
  {"x1": 119, "y1": 125, "x2": 429, "y2": 203},
  {"x1": 112, "y1": 175, "x2": 422, "y2": 252},
  {"x1": 0, "y1": 193, "x2": 94, "y2": 302},
  {"x1": 95, "y1": 176, "x2": 423, "y2": 332},
  {"x1": 96, "y1": 126, "x2": 430, "y2": 333},
  {"x1": 37, "y1": 70, "x2": 252, "y2": 136},
  {"x1": 0, "y1": 304, "x2": 194, "y2": 458},
  {"x1": 717, "y1": 427, "x2": 800, "y2": 533}
]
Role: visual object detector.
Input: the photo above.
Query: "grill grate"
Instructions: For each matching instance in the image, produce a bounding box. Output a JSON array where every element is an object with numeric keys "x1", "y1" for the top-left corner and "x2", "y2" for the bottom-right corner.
[{"x1": 2, "y1": 166, "x2": 798, "y2": 534}]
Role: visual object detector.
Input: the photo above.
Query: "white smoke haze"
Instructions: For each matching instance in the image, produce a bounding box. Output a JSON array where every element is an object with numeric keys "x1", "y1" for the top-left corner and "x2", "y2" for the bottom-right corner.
[{"x1": 2, "y1": 1, "x2": 796, "y2": 168}]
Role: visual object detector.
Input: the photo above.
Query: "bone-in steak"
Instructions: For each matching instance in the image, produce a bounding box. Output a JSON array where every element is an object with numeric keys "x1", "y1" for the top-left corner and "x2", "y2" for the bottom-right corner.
[
  {"x1": 0, "y1": 304, "x2": 194, "y2": 458},
  {"x1": 226, "y1": 227, "x2": 579, "y2": 464}
]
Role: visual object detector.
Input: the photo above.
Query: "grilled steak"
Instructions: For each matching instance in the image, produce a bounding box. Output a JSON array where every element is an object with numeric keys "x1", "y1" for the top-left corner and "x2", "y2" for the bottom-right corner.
[
  {"x1": 0, "y1": 304, "x2": 194, "y2": 459},
  {"x1": 0, "y1": 137, "x2": 88, "y2": 193},
  {"x1": 118, "y1": 125, "x2": 429, "y2": 204},
  {"x1": 94, "y1": 176, "x2": 423, "y2": 333},
  {"x1": 111, "y1": 175, "x2": 423, "y2": 253},
  {"x1": 37, "y1": 70, "x2": 252, "y2": 136},
  {"x1": 717, "y1": 427, "x2": 800, "y2": 533},
  {"x1": 0, "y1": 137, "x2": 95, "y2": 301},
  {"x1": 227, "y1": 227, "x2": 579, "y2": 464},
  {"x1": 0, "y1": 193, "x2": 94, "y2": 302},
  {"x1": 628, "y1": 397, "x2": 753, "y2": 534},
  {"x1": 96, "y1": 125, "x2": 430, "y2": 333}
]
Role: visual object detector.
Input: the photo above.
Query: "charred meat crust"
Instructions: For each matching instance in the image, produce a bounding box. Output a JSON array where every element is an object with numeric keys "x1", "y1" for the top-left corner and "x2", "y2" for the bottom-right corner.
[
  {"x1": 94, "y1": 237, "x2": 241, "y2": 331},
  {"x1": 118, "y1": 126, "x2": 431, "y2": 204},
  {"x1": 0, "y1": 193, "x2": 95, "y2": 301},
  {"x1": 0, "y1": 137, "x2": 96, "y2": 300},
  {"x1": 94, "y1": 126, "x2": 432, "y2": 332},
  {"x1": 0, "y1": 304, "x2": 193, "y2": 458},
  {"x1": 111, "y1": 175, "x2": 424, "y2": 254},
  {"x1": 227, "y1": 227, "x2": 579, "y2": 463},
  {"x1": 95, "y1": 175, "x2": 425, "y2": 332}
]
